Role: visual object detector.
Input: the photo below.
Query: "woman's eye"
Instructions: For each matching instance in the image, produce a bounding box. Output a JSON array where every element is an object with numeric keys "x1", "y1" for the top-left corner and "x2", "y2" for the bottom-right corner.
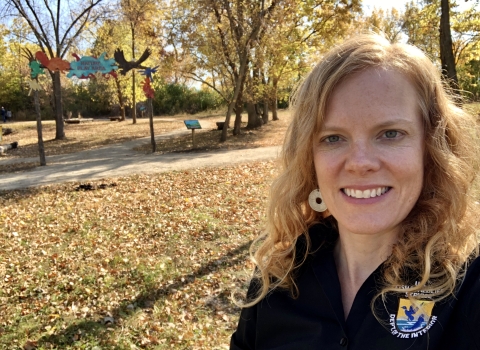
[
  {"x1": 324, "y1": 135, "x2": 340, "y2": 143},
  {"x1": 384, "y1": 130, "x2": 399, "y2": 139}
]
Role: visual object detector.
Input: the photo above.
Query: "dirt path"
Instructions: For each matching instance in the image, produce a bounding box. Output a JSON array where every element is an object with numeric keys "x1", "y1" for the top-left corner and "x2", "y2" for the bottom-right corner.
[{"x1": 0, "y1": 127, "x2": 280, "y2": 191}]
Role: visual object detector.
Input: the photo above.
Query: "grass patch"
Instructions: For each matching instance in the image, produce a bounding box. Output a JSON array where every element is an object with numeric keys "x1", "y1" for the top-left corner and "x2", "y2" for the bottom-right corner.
[{"x1": 0, "y1": 161, "x2": 276, "y2": 349}]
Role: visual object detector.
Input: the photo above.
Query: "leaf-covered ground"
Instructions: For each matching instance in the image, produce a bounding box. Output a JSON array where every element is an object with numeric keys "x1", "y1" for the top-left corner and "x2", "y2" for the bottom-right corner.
[
  {"x1": 0, "y1": 161, "x2": 278, "y2": 349},
  {"x1": 0, "y1": 118, "x2": 185, "y2": 160},
  {"x1": 1, "y1": 110, "x2": 292, "y2": 162},
  {"x1": 134, "y1": 111, "x2": 292, "y2": 154}
]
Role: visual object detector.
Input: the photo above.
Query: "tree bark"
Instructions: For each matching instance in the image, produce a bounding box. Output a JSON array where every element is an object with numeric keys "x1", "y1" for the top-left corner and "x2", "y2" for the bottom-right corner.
[
  {"x1": 131, "y1": 24, "x2": 137, "y2": 124},
  {"x1": 247, "y1": 102, "x2": 262, "y2": 129},
  {"x1": 440, "y1": 0, "x2": 459, "y2": 91},
  {"x1": 33, "y1": 90, "x2": 46, "y2": 166},
  {"x1": 221, "y1": 50, "x2": 249, "y2": 142},
  {"x1": 272, "y1": 79, "x2": 279, "y2": 121},
  {"x1": 115, "y1": 77, "x2": 126, "y2": 121},
  {"x1": 52, "y1": 71, "x2": 65, "y2": 139},
  {"x1": 233, "y1": 88, "x2": 244, "y2": 135},
  {"x1": 262, "y1": 101, "x2": 268, "y2": 124}
]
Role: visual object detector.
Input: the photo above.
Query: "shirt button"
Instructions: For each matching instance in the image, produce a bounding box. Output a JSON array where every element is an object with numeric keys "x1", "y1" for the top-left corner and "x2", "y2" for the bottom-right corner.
[{"x1": 339, "y1": 337, "x2": 348, "y2": 346}]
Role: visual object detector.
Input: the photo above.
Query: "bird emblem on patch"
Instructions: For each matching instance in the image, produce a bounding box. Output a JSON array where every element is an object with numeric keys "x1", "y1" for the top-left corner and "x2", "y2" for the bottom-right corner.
[{"x1": 389, "y1": 298, "x2": 437, "y2": 338}]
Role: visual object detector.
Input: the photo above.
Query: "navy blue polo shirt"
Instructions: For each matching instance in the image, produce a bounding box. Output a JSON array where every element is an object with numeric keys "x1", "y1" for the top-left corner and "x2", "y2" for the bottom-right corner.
[{"x1": 231, "y1": 223, "x2": 480, "y2": 349}]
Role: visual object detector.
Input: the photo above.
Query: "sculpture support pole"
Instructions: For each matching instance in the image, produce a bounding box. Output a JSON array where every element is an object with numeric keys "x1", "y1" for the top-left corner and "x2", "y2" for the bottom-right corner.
[
  {"x1": 34, "y1": 89, "x2": 46, "y2": 166},
  {"x1": 148, "y1": 97, "x2": 155, "y2": 153}
]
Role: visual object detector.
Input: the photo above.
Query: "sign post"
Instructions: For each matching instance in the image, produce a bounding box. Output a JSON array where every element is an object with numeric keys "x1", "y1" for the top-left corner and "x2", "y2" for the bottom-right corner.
[{"x1": 184, "y1": 120, "x2": 202, "y2": 148}]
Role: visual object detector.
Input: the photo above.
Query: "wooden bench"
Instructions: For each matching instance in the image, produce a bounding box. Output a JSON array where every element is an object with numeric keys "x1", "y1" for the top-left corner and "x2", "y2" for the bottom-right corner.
[
  {"x1": 64, "y1": 118, "x2": 94, "y2": 124},
  {"x1": 110, "y1": 116, "x2": 122, "y2": 121}
]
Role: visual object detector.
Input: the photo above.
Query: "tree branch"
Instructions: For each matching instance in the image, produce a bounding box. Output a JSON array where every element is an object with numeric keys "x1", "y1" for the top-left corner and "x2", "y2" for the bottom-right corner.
[
  {"x1": 40, "y1": 0, "x2": 57, "y2": 45},
  {"x1": 59, "y1": 0, "x2": 103, "y2": 54},
  {"x1": 9, "y1": 0, "x2": 53, "y2": 55}
]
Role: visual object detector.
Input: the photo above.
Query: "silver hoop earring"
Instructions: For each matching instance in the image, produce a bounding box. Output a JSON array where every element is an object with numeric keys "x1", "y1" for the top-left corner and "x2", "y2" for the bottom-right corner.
[{"x1": 308, "y1": 189, "x2": 327, "y2": 212}]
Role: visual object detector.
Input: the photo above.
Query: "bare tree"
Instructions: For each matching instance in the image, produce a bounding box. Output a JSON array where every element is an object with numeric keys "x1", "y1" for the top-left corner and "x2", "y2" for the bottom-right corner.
[{"x1": 5, "y1": 0, "x2": 105, "y2": 139}]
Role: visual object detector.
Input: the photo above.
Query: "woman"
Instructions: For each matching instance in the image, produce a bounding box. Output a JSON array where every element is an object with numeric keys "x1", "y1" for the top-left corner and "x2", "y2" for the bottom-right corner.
[{"x1": 231, "y1": 34, "x2": 480, "y2": 349}]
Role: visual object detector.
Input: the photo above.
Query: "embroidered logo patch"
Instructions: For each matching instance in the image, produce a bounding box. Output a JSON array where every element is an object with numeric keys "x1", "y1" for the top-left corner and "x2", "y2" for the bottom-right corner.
[{"x1": 389, "y1": 299, "x2": 437, "y2": 338}]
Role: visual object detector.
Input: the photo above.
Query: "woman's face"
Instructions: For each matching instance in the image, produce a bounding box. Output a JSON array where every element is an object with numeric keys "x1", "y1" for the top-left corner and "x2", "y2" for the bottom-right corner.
[{"x1": 312, "y1": 68, "x2": 424, "y2": 238}]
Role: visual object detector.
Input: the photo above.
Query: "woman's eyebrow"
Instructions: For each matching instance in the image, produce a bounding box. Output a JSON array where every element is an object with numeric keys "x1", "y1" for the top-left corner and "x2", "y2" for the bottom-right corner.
[{"x1": 321, "y1": 118, "x2": 417, "y2": 132}]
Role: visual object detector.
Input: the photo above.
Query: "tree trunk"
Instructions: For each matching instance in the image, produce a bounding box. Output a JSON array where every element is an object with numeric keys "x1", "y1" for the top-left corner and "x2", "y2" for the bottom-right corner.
[
  {"x1": 52, "y1": 71, "x2": 65, "y2": 139},
  {"x1": 115, "y1": 77, "x2": 126, "y2": 121},
  {"x1": 272, "y1": 80, "x2": 279, "y2": 121},
  {"x1": 131, "y1": 25, "x2": 137, "y2": 124},
  {"x1": 33, "y1": 90, "x2": 46, "y2": 166},
  {"x1": 233, "y1": 89, "x2": 243, "y2": 135},
  {"x1": 148, "y1": 97, "x2": 156, "y2": 153},
  {"x1": 218, "y1": 0, "x2": 276, "y2": 141},
  {"x1": 221, "y1": 51, "x2": 249, "y2": 142},
  {"x1": 222, "y1": 101, "x2": 235, "y2": 141},
  {"x1": 440, "y1": 0, "x2": 458, "y2": 91},
  {"x1": 132, "y1": 71, "x2": 137, "y2": 123},
  {"x1": 247, "y1": 102, "x2": 262, "y2": 129},
  {"x1": 262, "y1": 101, "x2": 268, "y2": 124},
  {"x1": 261, "y1": 73, "x2": 268, "y2": 124},
  {"x1": 272, "y1": 98, "x2": 278, "y2": 120}
]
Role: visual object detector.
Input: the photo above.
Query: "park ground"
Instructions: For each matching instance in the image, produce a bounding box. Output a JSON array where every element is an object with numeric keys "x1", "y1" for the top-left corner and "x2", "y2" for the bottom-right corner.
[
  {"x1": 1, "y1": 104, "x2": 480, "y2": 349},
  {"x1": 0, "y1": 110, "x2": 290, "y2": 174},
  {"x1": 0, "y1": 110, "x2": 289, "y2": 349}
]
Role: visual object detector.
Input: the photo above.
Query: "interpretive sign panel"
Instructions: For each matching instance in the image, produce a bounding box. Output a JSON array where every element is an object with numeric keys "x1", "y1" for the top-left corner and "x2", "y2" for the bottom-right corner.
[{"x1": 184, "y1": 120, "x2": 202, "y2": 129}]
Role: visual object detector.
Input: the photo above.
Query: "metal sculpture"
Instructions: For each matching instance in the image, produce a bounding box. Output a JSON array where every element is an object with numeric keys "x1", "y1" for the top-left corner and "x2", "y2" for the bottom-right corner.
[
  {"x1": 68, "y1": 52, "x2": 118, "y2": 79},
  {"x1": 27, "y1": 79, "x2": 43, "y2": 95},
  {"x1": 142, "y1": 77, "x2": 155, "y2": 99},
  {"x1": 114, "y1": 48, "x2": 151, "y2": 75},
  {"x1": 35, "y1": 51, "x2": 70, "y2": 73},
  {"x1": 139, "y1": 66, "x2": 159, "y2": 82},
  {"x1": 29, "y1": 60, "x2": 45, "y2": 79}
]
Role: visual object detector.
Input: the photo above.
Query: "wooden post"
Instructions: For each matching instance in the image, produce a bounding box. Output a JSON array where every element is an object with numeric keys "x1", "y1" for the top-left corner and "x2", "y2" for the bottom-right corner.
[
  {"x1": 184, "y1": 120, "x2": 201, "y2": 149},
  {"x1": 34, "y1": 89, "x2": 46, "y2": 166},
  {"x1": 148, "y1": 97, "x2": 156, "y2": 153}
]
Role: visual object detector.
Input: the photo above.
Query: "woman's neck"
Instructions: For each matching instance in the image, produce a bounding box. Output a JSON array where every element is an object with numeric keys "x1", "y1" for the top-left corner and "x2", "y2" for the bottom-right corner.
[{"x1": 333, "y1": 227, "x2": 398, "y2": 320}]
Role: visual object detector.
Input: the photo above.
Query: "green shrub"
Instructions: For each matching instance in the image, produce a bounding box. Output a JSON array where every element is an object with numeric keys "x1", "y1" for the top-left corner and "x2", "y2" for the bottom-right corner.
[{"x1": 152, "y1": 81, "x2": 224, "y2": 115}]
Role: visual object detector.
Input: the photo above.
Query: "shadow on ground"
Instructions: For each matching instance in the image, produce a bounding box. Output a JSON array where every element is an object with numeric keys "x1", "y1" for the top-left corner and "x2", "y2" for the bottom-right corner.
[{"x1": 36, "y1": 240, "x2": 252, "y2": 347}]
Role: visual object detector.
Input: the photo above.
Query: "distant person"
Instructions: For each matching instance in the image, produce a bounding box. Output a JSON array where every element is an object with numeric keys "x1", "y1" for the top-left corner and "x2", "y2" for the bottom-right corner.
[
  {"x1": 6, "y1": 110, "x2": 11, "y2": 120},
  {"x1": 1, "y1": 107, "x2": 5, "y2": 123},
  {"x1": 231, "y1": 34, "x2": 480, "y2": 349}
]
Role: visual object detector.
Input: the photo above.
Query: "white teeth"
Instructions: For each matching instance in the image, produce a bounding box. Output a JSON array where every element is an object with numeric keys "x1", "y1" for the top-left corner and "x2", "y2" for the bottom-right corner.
[{"x1": 343, "y1": 187, "x2": 389, "y2": 199}]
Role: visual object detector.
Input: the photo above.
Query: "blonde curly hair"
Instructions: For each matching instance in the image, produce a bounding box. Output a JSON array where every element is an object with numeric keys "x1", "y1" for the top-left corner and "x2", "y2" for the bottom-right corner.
[{"x1": 245, "y1": 34, "x2": 480, "y2": 308}]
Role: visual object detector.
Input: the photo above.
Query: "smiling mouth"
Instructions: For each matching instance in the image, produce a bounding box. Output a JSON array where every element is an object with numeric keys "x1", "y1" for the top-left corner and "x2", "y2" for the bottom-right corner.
[{"x1": 342, "y1": 187, "x2": 391, "y2": 199}]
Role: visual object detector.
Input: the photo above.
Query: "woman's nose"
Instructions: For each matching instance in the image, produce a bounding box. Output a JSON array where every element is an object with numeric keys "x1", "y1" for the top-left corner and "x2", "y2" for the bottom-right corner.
[{"x1": 344, "y1": 141, "x2": 381, "y2": 175}]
